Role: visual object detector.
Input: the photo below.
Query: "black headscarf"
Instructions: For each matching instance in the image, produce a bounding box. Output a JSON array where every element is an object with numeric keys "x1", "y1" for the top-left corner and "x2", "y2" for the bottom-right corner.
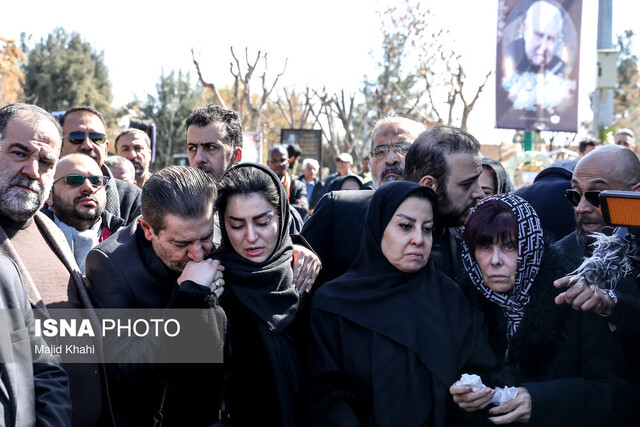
[
  {"x1": 215, "y1": 163, "x2": 299, "y2": 330},
  {"x1": 482, "y1": 157, "x2": 515, "y2": 195},
  {"x1": 326, "y1": 174, "x2": 364, "y2": 193}
]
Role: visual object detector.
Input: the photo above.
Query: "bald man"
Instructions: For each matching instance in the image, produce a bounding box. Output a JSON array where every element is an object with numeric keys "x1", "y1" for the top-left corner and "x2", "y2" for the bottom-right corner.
[
  {"x1": 552, "y1": 145, "x2": 640, "y2": 418},
  {"x1": 44, "y1": 153, "x2": 124, "y2": 273}
]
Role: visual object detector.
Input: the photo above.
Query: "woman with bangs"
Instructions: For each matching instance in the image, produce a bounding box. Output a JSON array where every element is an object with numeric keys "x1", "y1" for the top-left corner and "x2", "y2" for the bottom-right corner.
[{"x1": 450, "y1": 194, "x2": 632, "y2": 426}]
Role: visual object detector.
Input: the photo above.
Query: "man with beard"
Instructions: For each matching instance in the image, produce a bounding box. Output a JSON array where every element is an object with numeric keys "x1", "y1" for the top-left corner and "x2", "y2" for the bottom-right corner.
[
  {"x1": 43, "y1": 153, "x2": 124, "y2": 274},
  {"x1": 60, "y1": 106, "x2": 141, "y2": 224},
  {"x1": 552, "y1": 145, "x2": 640, "y2": 418},
  {"x1": 302, "y1": 122, "x2": 482, "y2": 287},
  {"x1": 115, "y1": 128, "x2": 152, "y2": 188},
  {"x1": 0, "y1": 103, "x2": 109, "y2": 425}
]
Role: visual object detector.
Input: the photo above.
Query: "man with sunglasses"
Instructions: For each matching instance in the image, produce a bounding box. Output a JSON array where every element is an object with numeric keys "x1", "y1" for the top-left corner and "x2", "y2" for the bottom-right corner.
[
  {"x1": 551, "y1": 142, "x2": 640, "y2": 420},
  {"x1": 0, "y1": 103, "x2": 110, "y2": 425},
  {"x1": 60, "y1": 106, "x2": 141, "y2": 224},
  {"x1": 42, "y1": 154, "x2": 124, "y2": 274}
]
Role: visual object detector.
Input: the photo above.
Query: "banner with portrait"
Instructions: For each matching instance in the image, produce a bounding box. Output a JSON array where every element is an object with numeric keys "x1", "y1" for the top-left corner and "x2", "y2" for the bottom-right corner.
[{"x1": 496, "y1": 0, "x2": 582, "y2": 132}]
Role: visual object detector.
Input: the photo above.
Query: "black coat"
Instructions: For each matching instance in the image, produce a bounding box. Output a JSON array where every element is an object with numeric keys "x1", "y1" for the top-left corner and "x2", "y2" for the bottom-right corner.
[
  {"x1": 85, "y1": 220, "x2": 226, "y2": 426},
  {"x1": 464, "y1": 246, "x2": 633, "y2": 426},
  {"x1": 553, "y1": 230, "x2": 640, "y2": 418},
  {"x1": 309, "y1": 266, "x2": 498, "y2": 426},
  {"x1": 289, "y1": 177, "x2": 309, "y2": 219}
]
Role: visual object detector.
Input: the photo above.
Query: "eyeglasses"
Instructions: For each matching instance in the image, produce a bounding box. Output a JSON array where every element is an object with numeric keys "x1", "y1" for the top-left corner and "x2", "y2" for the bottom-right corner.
[
  {"x1": 53, "y1": 174, "x2": 110, "y2": 187},
  {"x1": 370, "y1": 142, "x2": 411, "y2": 158},
  {"x1": 565, "y1": 185, "x2": 631, "y2": 208},
  {"x1": 67, "y1": 131, "x2": 107, "y2": 145}
]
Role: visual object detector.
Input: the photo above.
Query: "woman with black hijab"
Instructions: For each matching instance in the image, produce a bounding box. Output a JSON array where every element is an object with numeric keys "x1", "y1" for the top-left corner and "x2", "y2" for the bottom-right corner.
[
  {"x1": 326, "y1": 174, "x2": 364, "y2": 192},
  {"x1": 215, "y1": 163, "x2": 302, "y2": 426},
  {"x1": 308, "y1": 181, "x2": 498, "y2": 426},
  {"x1": 451, "y1": 194, "x2": 632, "y2": 425}
]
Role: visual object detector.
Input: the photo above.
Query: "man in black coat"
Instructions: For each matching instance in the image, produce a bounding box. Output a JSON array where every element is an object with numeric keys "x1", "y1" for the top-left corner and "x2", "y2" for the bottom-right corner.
[
  {"x1": 269, "y1": 145, "x2": 308, "y2": 219},
  {"x1": 298, "y1": 158, "x2": 325, "y2": 215},
  {"x1": 302, "y1": 121, "x2": 485, "y2": 287},
  {"x1": 59, "y1": 107, "x2": 141, "y2": 224},
  {"x1": 85, "y1": 166, "x2": 226, "y2": 426},
  {"x1": 552, "y1": 145, "x2": 640, "y2": 418}
]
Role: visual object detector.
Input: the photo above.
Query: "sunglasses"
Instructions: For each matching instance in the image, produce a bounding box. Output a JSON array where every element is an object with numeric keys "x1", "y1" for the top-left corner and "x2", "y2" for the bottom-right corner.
[
  {"x1": 370, "y1": 142, "x2": 412, "y2": 159},
  {"x1": 67, "y1": 131, "x2": 107, "y2": 145},
  {"x1": 565, "y1": 189, "x2": 601, "y2": 207},
  {"x1": 53, "y1": 174, "x2": 110, "y2": 187}
]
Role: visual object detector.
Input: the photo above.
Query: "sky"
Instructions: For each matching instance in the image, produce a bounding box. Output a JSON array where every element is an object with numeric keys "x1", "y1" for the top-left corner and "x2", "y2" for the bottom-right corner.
[{"x1": 3, "y1": 0, "x2": 638, "y2": 146}]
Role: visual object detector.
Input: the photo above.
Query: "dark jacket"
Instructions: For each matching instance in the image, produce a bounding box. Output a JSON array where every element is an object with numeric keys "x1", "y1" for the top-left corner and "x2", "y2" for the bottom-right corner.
[
  {"x1": 85, "y1": 220, "x2": 227, "y2": 426},
  {"x1": 302, "y1": 190, "x2": 464, "y2": 287},
  {"x1": 102, "y1": 164, "x2": 142, "y2": 225},
  {"x1": 0, "y1": 255, "x2": 72, "y2": 426},
  {"x1": 290, "y1": 177, "x2": 309, "y2": 219},
  {"x1": 464, "y1": 246, "x2": 633, "y2": 426},
  {"x1": 513, "y1": 167, "x2": 575, "y2": 242},
  {"x1": 553, "y1": 230, "x2": 640, "y2": 418}
]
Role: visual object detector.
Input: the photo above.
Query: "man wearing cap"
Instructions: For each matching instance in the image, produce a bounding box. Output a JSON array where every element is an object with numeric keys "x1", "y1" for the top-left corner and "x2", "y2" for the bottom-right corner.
[{"x1": 323, "y1": 152, "x2": 353, "y2": 192}]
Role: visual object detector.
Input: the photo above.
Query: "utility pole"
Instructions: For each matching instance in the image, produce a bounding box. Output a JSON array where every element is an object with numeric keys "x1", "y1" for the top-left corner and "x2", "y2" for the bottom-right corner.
[{"x1": 593, "y1": 0, "x2": 615, "y2": 135}]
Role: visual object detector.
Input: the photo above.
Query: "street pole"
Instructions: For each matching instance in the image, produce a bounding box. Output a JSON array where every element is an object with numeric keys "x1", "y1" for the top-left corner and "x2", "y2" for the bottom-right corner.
[{"x1": 593, "y1": 0, "x2": 614, "y2": 135}]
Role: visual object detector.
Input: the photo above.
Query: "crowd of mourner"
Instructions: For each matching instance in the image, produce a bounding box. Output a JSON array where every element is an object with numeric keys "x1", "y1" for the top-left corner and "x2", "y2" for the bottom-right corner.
[{"x1": 0, "y1": 101, "x2": 638, "y2": 426}]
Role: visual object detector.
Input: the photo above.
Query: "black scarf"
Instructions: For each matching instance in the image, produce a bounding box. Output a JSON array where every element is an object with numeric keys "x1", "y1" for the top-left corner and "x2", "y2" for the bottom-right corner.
[{"x1": 215, "y1": 163, "x2": 299, "y2": 330}]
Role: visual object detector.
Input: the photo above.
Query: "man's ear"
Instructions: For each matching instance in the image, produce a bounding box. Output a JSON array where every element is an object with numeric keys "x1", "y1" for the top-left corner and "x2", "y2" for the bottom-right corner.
[
  {"x1": 138, "y1": 217, "x2": 155, "y2": 242},
  {"x1": 46, "y1": 188, "x2": 54, "y2": 207},
  {"x1": 232, "y1": 147, "x2": 242, "y2": 166},
  {"x1": 419, "y1": 175, "x2": 438, "y2": 192}
]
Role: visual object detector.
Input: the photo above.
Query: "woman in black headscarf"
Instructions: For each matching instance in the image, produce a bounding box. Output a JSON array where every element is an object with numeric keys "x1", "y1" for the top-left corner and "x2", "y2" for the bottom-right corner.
[
  {"x1": 308, "y1": 181, "x2": 498, "y2": 426},
  {"x1": 452, "y1": 194, "x2": 632, "y2": 425},
  {"x1": 215, "y1": 163, "x2": 301, "y2": 426},
  {"x1": 326, "y1": 174, "x2": 364, "y2": 192}
]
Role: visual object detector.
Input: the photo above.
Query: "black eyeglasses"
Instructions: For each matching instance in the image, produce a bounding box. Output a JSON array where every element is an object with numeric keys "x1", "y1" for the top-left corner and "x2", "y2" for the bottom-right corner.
[
  {"x1": 53, "y1": 174, "x2": 109, "y2": 187},
  {"x1": 370, "y1": 142, "x2": 411, "y2": 158},
  {"x1": 67, "y1": 131, "x2": 107, "y2": 145}
]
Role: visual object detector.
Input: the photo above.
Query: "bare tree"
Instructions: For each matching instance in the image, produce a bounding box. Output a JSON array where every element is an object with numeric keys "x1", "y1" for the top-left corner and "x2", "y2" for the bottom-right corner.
[
  {"x1": 229, "y1": 47, "x2": 287, "y2": 132},
  {"x1": 191, "y1": 49, "x2": 227, "y2": 108}
]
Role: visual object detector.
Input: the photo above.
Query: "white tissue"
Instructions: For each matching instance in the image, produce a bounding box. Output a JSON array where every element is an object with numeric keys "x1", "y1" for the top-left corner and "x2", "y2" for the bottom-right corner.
[
  {"x1": 491, "y1": 386, "x2": 519, "y2": 405},
  {"x1": 455, "y1": 373, "x2": 486, "y2": 392},
  {"x1": 455, "y1": 374, "x2": 518, "y2": 405}
]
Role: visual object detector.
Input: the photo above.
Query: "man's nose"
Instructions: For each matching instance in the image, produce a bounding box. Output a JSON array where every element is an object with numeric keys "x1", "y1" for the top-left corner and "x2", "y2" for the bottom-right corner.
[{"x1": 188, "y1": 244, "x2": 205, "y2": 263}]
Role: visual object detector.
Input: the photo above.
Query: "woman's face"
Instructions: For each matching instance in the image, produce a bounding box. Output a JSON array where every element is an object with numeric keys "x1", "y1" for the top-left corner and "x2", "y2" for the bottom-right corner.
[
  {"x1": 224, "y1": 193, "x2": 279, "y2": 263},
  {"x1": 381, "y1": 196, "x2": 434, "y2": 273},
  {"x1": 474, "y1": 237, "x2": 518, "y2": 293}
]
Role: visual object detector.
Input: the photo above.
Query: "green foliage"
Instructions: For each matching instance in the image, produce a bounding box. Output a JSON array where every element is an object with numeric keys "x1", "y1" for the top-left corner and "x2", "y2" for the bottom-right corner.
[
  {"x1": 137, "y1": 70, "x2": 203, "y2": 168},
  {"x1": 21, "y1": 28, "x2": 113, "y2": 124}
]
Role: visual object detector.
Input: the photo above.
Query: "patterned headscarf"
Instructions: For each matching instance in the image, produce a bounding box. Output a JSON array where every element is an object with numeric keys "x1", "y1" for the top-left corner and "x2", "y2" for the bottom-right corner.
[{"x1": 461, "y1": 194, "x2": 544, "y2": 339}]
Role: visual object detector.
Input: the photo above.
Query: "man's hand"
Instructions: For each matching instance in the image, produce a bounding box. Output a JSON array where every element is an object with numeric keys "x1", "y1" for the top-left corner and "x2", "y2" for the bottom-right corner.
[
  {"x1": 292, "y1": 245, "x2": 321, "y2": 294},
  {"x1": 488, "y1": 387, "x2": 531, "y2": 424},
  {"x1": 554, "y1": 275, "x2": 616, "y2": 316},
  {"x1": 449, "y1": 383, "x2": 495, "y2": 412},
  {"x1": 178, "y1": 259, "x2": 225, "y2": 298}
]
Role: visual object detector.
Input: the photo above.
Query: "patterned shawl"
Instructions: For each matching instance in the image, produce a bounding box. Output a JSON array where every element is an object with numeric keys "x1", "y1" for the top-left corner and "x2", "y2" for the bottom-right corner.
[{"x1": 461, "y1": 194, "x2": 544, "y2": 340}]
